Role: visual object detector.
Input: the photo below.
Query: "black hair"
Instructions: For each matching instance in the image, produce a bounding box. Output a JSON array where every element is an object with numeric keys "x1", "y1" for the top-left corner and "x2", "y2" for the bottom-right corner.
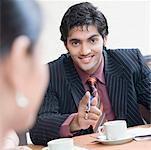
[
  {"x1": 60, "y1": 2, "x2": 108, "y2": 43},
  {"x1": 0, "y1": 0, "x2": 41, "y2": 57}
]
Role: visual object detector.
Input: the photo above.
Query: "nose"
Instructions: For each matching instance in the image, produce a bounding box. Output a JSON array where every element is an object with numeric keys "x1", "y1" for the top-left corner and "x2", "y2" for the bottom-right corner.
[{"x1": 80, "y1": 43, "x2": 91, "y2": 55}]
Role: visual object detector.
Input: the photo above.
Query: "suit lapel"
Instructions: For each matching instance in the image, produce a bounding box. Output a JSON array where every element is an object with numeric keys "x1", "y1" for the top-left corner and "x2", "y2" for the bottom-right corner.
[
  {"x1": 64, "y1": 55, "x2": 85, "y2": 108},
  {"x1": 103, "y1": 50, "x2": 128, "y2": 119}
]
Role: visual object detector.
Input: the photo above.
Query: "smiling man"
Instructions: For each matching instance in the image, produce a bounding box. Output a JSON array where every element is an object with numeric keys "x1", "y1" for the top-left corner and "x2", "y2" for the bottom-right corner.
[{"x1": 30, "y1": 2, "x2": 151, "y2": 145}]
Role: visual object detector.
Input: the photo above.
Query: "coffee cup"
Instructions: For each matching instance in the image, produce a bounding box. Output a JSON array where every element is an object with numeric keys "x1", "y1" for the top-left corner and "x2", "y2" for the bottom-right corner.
[
  {"x1": 43, "y1": 138, "x2": 74, "y2": 150},
  {"x1": 98, "y1": 120, "x2": 128, "y2": 140}
]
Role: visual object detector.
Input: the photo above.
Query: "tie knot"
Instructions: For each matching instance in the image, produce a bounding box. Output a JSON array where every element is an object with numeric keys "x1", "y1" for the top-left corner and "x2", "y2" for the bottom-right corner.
[
  {"x1": 86, "y1": 77, "x2": 97, "y2": 97},
  {"x1": 87, "y1": 76, "x2": 97, "y2": 86}
]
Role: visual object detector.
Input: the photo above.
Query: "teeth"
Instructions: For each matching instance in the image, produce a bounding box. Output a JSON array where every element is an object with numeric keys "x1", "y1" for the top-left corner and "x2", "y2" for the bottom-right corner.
[{"x1": 80, "y1": 56, "x2": 92, "y2": 63}]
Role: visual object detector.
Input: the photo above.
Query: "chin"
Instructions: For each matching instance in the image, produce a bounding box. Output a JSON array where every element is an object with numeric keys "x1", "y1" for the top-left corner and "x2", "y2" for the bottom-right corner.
[{"x1": 80, "y1": 64, "x2": 95, "y2": 73}]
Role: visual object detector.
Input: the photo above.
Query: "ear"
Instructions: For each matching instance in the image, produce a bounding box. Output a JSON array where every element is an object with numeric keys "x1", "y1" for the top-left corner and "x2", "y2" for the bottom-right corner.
[
  {"x1": 64, "y1": 42, "x2": 69, "y2": 52},
  {"x1": 6, "y1": 36, "x2": 31, "y2": 91},
  {"x1": 103, "y1": 36, "x2": 108, "y2": 47}
]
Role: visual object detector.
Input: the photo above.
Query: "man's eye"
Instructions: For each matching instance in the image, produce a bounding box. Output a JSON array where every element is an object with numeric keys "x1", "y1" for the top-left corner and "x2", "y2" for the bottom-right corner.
[
  {"x1": 90, "y1": 38, "x2": 97, "y2": 44},
  {"x1": 72, "y1": 42, "x2": 80, "y2": 47}
]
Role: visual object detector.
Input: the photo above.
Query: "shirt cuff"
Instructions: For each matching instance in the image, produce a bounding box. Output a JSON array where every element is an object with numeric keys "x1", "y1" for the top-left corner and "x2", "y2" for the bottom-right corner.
[{"x1": 59, "y1": 113, "x2": 77, "y2": 137}]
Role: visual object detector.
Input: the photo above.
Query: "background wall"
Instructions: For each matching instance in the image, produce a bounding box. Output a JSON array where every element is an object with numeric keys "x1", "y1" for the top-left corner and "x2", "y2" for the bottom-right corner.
[{"x1": 37, "y1": 0, "x2": 150, "y2": 64}]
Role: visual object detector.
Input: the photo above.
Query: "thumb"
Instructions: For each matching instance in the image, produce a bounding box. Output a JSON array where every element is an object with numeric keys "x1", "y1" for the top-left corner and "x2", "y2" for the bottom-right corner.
[{"x1": 81, "y1": 91, "x2": 90, "y2": 106}]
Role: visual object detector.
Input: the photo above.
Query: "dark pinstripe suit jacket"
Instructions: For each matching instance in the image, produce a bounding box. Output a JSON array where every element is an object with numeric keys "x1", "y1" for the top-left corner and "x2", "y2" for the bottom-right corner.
[{"x1": 30, "y1": 49, "x2": 151, "y2": 145}]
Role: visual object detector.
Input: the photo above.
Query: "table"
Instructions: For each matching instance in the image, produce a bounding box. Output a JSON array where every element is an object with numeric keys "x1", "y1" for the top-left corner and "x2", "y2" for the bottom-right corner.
[
  {"x1": 28, "y1": 145, "x2": 44, "y2": 150},
  {"x1": 73, "y1": 133, "x2": 151, "y2": 150},
  {"x1": 28, "y1": 124, "x2": 151, "y2": 150}
]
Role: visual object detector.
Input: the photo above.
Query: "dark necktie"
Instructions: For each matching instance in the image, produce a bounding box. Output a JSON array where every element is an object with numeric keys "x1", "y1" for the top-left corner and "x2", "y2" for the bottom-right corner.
[
  {"x1": 86, "y1": 76, "x2": 106, "y2": 131},
  {"x1": 86, "y1": 77, "x2": 97, "y2": 97},
  {"x1": 86, "y1": 77, "x2": 101, "y2": 109}
]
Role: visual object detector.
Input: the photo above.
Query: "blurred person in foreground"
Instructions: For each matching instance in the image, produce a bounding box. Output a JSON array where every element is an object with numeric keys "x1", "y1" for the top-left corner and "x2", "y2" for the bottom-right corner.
[
  {"x1": 30, "y1": 2, "x2": 151, "y2": 145},
  {"x1": 0, "y1": 0, "x2": 49, "y2": 149}
]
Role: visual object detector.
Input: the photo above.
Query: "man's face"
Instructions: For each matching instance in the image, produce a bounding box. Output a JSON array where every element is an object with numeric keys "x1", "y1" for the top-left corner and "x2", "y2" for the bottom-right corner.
[{"x1": 66, "y1": 25, "x2": 106, "y2": 74}]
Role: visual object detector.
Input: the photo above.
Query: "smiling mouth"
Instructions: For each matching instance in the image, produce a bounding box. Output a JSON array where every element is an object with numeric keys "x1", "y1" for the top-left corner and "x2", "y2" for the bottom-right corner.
[{"x1": 79, "y1": 55, "x2": 94, "y2": 64}]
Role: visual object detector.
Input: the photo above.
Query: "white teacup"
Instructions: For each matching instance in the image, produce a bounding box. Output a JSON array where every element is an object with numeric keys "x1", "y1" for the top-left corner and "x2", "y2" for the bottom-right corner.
[
  {"x1": 99, "y1": 120, "x2": 128, "y2": 140},
  {"x1": 45, "y1": 138, "x2": 74, "y2": 150}
]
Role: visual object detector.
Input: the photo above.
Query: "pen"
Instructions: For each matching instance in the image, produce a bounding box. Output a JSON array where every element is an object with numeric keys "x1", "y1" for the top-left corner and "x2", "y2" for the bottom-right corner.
[{"x1": 86, "y1": 95, "x2": 93, "y2": 113}]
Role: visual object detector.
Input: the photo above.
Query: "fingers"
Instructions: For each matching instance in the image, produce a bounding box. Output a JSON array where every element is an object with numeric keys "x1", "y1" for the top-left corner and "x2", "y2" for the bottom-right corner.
[
  {"x1": 77, "y1": 92, "x2": 101, "y2": 130},
  {"x1": 86, "y1": 112, "x2": 99, "y2": 121},
  {"x1": 80, "y1": 91, "x2": 98, "y2": 108},
  {"x1": 83, "y1": 106, "x2": 101, "y2": 122},
  {"x1": 79, "y1": 91, "x2": 100, "y2": 117},
  {"x1": 81, "y1": 91, "x2": 90, "y2": 106},
  {"x1": 79, "y1": 91, "x2": 91, "y2": 113},
  {"x1": 83, "y1": 119, "x2": 97, "y2": 126},
  {"x1": 85, "y1": 106, "x2": 101, "y2": 121},
  {"x1": 82, "y1": 111, "x2": 100, "y2": 127},
  {"x1": 90, "y1": 106, "x2": 101, "y2": 116}
]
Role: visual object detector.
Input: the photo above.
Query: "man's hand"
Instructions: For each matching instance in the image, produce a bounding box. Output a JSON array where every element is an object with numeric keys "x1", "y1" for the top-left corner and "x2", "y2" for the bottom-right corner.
[{"x1": 70, "y1": 91, "x2": 101, "y2": 132}]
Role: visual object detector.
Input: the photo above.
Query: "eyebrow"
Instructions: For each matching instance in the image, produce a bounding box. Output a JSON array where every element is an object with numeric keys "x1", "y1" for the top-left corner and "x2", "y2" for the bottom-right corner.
[
  {"x1": 69, "y1": 34, "x2": 100, "y2": 42},
  {"x1": 88, "y1": 34, "x2": 100, "y2": 39}
]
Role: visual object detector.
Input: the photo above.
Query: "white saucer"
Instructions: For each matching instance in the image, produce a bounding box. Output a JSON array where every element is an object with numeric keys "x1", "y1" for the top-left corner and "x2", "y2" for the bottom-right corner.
[
  {"x1": 97, "y1": 135, "x2": 134, "y2": 145},
  {"x1": 42, "y1": 146, "x2": 88, "y2": 150}
]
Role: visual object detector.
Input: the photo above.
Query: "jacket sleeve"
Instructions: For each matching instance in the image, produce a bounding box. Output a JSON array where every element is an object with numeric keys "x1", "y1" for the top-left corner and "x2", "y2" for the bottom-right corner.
[
  {"x1": 29, "y1": 82, "x2": 70, "y2": 145},
  {"x1": 29, "y1": 61, "x2": 93, "y2": 145}
]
